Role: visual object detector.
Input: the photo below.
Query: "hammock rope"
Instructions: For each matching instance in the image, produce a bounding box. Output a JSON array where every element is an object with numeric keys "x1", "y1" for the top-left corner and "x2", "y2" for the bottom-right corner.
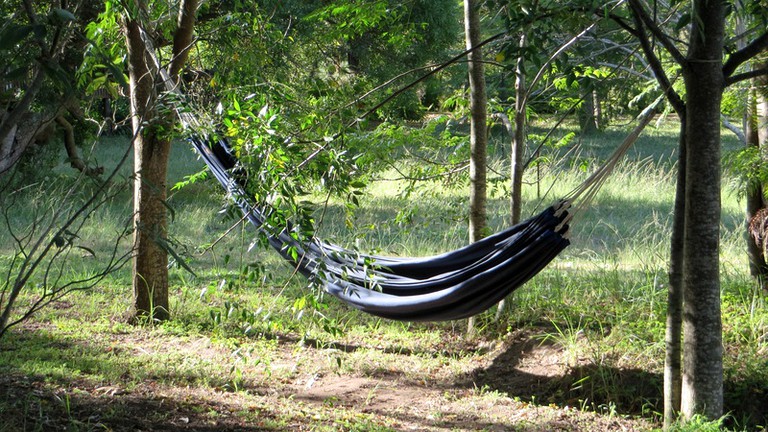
[
  {"x1": 138, "y1": 28, "x2": 656, "y2": 321},
  {"x1": 556, "y1": 96, "x2": 663, "y2": 231}
]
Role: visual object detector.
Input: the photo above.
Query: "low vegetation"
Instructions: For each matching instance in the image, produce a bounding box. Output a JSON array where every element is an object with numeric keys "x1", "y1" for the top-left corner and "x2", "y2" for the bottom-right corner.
[{"x1": 1, "y1": 120, "x2": 766, "y2": 431}]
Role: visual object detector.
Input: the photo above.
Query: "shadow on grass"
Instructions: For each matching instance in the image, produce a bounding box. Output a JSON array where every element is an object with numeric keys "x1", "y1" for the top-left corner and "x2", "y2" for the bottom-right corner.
[
  {"x1": 466, "y1": 335, "x2": 661, "y2": 413},
  {"x1": 0, "y1": 329, "x2": 284, "y2": 431},
  {"x1": 457, "y1": 331, "x2": 767, "y2": 430}
]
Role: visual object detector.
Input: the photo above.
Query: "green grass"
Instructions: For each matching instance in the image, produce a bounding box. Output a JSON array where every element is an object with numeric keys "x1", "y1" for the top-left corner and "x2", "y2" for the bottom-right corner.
[{"x1": 0, "y1": 121, "x2": 766, "y2": 431}]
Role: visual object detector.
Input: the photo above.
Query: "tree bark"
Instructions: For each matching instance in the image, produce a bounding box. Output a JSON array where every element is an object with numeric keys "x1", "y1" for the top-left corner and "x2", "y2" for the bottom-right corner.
[
  {"x1": 124, "y1": 0, "x2": 198, "y2": 322},
  {"x1": 664, "y1": 121, "x2": 686, "y2": 428},
  {"x1": 464, "y1": 0, "x2": 487, "y2": 335},
  {"x1": 495, "y1": 32, "x2": 527, "y2": 321},
  {"x1": 745, "y1": 72, "x2": 768, "y2": 289},
  {"x1": 125, "y1": 17, "x2": 171, "y2": 321},
  {"x1": 465, "y1": 0, "x2": 487, "y2": 244},
  {"x1": 759, "y1": 65, "x2": 768, "y2": 153},
  {"x1": 680, "y1": 0, "x2": 725, "y2": 419},
  {"x1": 511, "y1": 33, "x2": 526, "y2": 226},
  {"x1": 579, "y1": 87, "x2": 598, "y2": 134},
  {"x1": 0, "y1": 73, "x2": 49, "y2": 174}
]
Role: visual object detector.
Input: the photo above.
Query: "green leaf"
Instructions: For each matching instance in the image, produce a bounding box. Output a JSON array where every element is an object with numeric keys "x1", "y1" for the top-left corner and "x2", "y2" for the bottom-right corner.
[
  {"x1": 155, "y1": 237, "x2": 197, "y2": 277},
  {"x1": 674, "y1": 13, "x2": 691, "y2": 31},
  {"x1": 0, "y1": 25, "x2": 34, "y2": 50},
  {"x1": 159, "y1": 198, "x2": 177, "y2": 223},
  {"x1": 3, "y1": 66, "x2": 28, "y2": 81},
  {"x1": 32, "y1": 24, "x2": 47, "y2": 39},
  {"x1": 40, "y1": 61, "x2": 70, "y2": 87},
  {"x1": 106, "y1": 62, "x2": 129, "y2": 90},
  {"x1": 50, "y1": 8, "x2": 77, "y2": 23},
  {"x1": 75, "y1": 245, "x2": 97, "y2": 257}
]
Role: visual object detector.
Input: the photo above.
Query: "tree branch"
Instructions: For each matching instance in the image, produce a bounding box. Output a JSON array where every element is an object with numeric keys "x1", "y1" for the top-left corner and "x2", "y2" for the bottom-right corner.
[
  {"x1": 591, "y1": 6, "x2": 638, "y2": 36},
  {"x1": 626, "y1": 0, "x2": 685, "y2": 115},
  {"x1": 721, "y1": 114, "x2": 745, "y2": 145},
  {"x1": 169, "y1": 0, "x2": 200, "y2": 80},
  {"x1": 725, "y1": 67, "x2": 768, "y2": 87},
  {"x1": 627, "y1": 0, "x2": 687, "y2": 67},
  {"x1": 722, "y1": 31, "x2": 768, "y2": 79}
]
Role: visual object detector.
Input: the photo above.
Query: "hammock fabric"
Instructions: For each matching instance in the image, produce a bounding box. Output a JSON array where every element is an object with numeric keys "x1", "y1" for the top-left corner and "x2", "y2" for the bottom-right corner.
[{"x1": 190, "y1": 136, "x2": 571, "y2": 321}]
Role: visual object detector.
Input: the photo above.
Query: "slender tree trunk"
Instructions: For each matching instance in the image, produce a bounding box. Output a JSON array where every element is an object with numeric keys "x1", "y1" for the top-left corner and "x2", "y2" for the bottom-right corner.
[
  {"x1": 465, "y1": 0, "x2": 487, "y2": 243},
  {"x1": 759, "y1": 66, "x2": 768, "y2": 155},
  {"x1": 664, "y1": 120, "x2": 686, "y2": 428},
  {"x1": 680, "y1": 0, "x2": 725, "y2": 419},
  {"x1": 592, "y1": 90, "x2": 602, "y2": 130},
  {"x1": 511, "y1": 33, "x2": 526, "y2": 225},
  {"x1": 579, "y1": 87, "x2": 598, "y2": 134},
  {"x1": 124, "y1": 0, "x2": 198, "y2": 322},
  {"x1": 464, "y1": 0, "x2": 487, "y2": 335},
  {"x1": 745, "y1": 77, "x2": 768, "y2": 289},
  {"x1": 125, "y1": 18, "x2": 171, "y2": 321},
  {"x1": 496, "y1": 32, "x2": 527, "y2": 321}
]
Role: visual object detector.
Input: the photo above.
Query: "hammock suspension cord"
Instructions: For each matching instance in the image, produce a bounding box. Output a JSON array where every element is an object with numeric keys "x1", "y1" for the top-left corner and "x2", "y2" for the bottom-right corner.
[{"x1": 556, "y1": 96, "x2": 663, "y2": 231}]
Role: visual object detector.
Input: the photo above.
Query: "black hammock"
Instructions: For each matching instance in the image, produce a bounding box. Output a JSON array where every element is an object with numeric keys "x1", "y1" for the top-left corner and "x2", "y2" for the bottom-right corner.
[
  {"x1": 190, "y1": 135, "x2": 571, "y2": 321},
  {"x1": 187, "y1": 97, "x2": 658, "y2": 321},
  {"x1": 187, "y1": 98, "x2": 658, "y2": 321},
  {"x1": 139, "y1": 25, "x2": 654, "y2": 321}
]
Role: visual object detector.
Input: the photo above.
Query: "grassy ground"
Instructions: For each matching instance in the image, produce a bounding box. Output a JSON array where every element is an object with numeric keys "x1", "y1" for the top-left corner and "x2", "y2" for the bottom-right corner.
[{"x1": 0, "y1": 119, "x2": 766, "y2": 431}]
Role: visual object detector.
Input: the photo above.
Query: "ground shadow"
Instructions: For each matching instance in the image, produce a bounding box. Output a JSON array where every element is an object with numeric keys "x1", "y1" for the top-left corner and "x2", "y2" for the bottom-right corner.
[
  {"x1": 454, "y1": 330, "x2": 767, "y2": 430},
  {"x1": 0, "y1": 329, "x2": 284, "y2": 431},
  {"x1": 454, "y1": 332, "x2": 660, "y2": 416}
]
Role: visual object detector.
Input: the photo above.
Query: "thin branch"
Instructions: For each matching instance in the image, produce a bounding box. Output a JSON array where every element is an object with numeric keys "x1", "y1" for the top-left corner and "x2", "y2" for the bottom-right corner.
[
  {"x1": 351, "y1": 31, "x2": 507, "y2": 127},
  {"x1": 627, "y1": 0, "x2": 687, "y2": 67},
  {"x1": 721, "y1": 114, "x2": 745, "y2": 145},
  {"x1": 725, "y1": 67, "x2": 768, "y2": 87},
  {"x1": 597, "y1": 62, "x2": 654, "y2": 80},
  {"x1": 521, "y1": 20, "x2": 601, "y2": 107},
  {"x1": 722, "y1": 31, "x2": 768, "y2": 79},
  {"x1": 592, "y1": 7, "x2": 637, "y2": 36},
  {"x1": 626, "y1": 0, "x2": 685, "y2": 115}
]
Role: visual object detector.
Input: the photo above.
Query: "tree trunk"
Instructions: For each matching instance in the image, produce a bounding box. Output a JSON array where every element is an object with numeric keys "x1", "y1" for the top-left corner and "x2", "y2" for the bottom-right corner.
[
  {"x1": 664, "y1": 120, "x2": 686, "y2": 428},
  {"x1": 465, "y1": 0, "x2": 487, "y2": 244},
  {"x1": 592, "y1": 90, "x2": 602, "y2": 130},
  {"x1": 680, "y1": 0, "x2": 725, "y2": 419},
  {"x1": 759, "y1": 66, "x2": 768, "y2": 157},
  {"x1": 464, "y1": 0, "x2": 487, "y2": 335},
  {"x1": 125, "y1": 18, "x2": 171, "y2": 321},
  {"x1": 745, "y1": 73, "x2": 768, "y2": 289},
  {"x1": 0, "y1": 72, "x2": 51, "y2": 174},
  {"x1": 496, "y1": 32, "x2": 527, "y2": 321},
  {"x1": 124, "y1": 0, "x2": 198, "y2": 322},
  {"x1": 510, "y1": 33, "x2": 526, "y2": 225},
  {"x1": 579, "y1": 87, "x2": 598, "y2": 135}
]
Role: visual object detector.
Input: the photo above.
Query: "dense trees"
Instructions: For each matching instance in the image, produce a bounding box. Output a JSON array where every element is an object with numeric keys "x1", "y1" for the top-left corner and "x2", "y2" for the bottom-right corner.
[
  {"x1": 0, "y1": 1, "x2": 134, "y2": 337},
  {"x1": 0, "y1": 1, "x2": 93, "y2": 175}
]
